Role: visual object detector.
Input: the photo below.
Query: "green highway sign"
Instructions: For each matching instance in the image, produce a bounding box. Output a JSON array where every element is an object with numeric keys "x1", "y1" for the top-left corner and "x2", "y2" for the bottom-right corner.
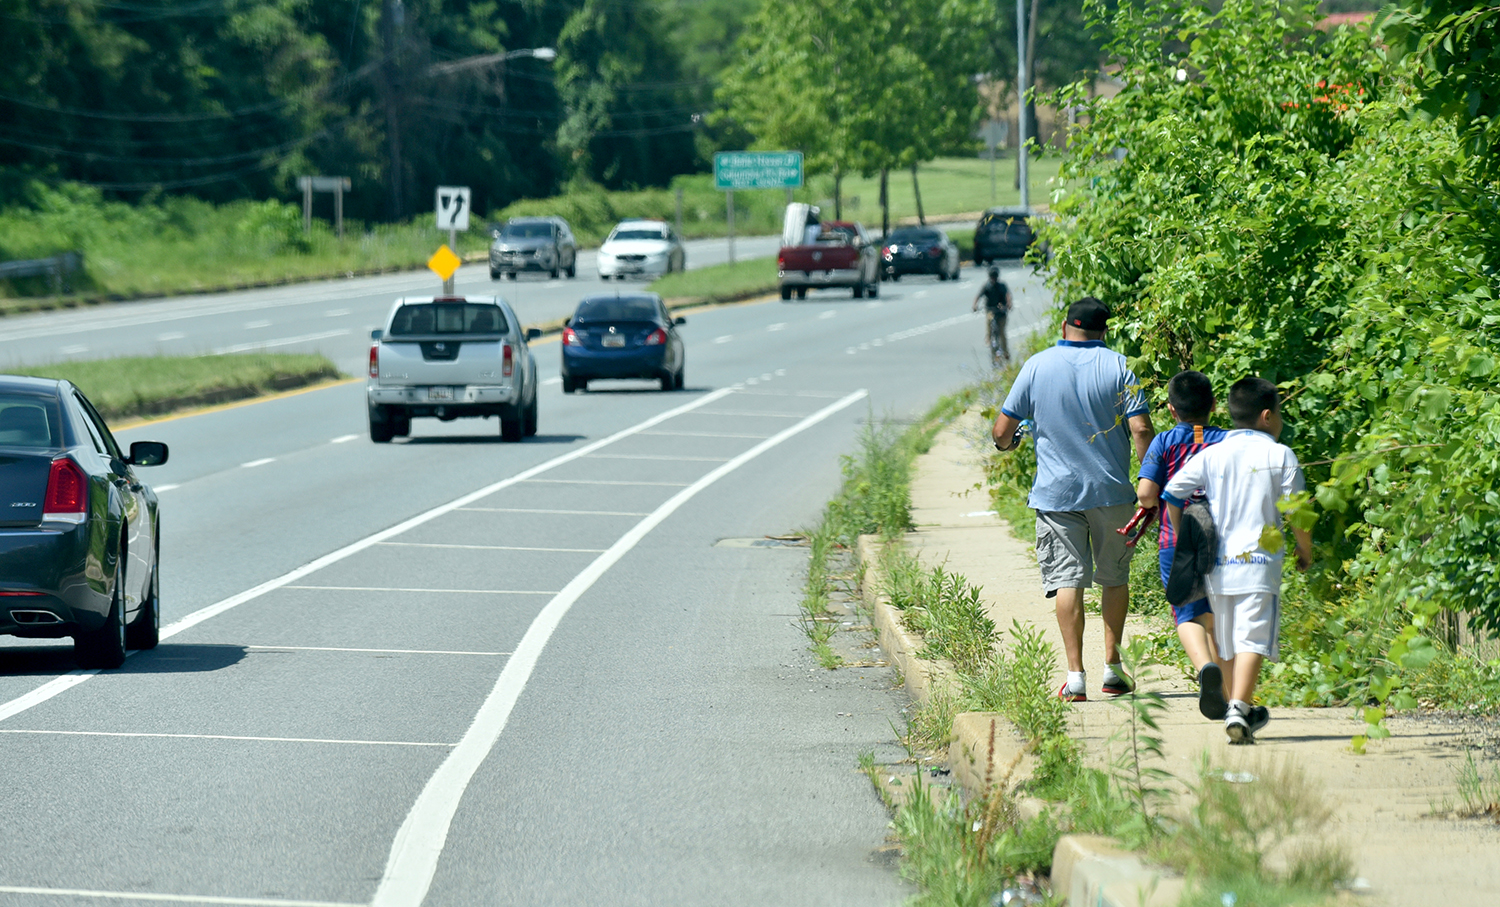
[{"x1": 713, "y1": 151, "x2": 803, "y2": 190}]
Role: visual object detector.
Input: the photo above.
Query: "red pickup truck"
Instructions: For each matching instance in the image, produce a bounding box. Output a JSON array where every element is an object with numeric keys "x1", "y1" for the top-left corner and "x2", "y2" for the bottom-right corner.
[{"x1": 777, "y1": 203, "x2": 881, "y2": 300}]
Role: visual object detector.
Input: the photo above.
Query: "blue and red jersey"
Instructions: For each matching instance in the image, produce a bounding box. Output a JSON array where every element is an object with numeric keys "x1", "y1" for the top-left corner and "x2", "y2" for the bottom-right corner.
[{"x1": 1138, "y1": 422, "x2": 1229, "y2": 549}]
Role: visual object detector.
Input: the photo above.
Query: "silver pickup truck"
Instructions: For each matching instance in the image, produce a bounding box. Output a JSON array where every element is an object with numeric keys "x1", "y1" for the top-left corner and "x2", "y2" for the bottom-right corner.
[{"x1": 366, "y1": 295, "x2": 540, "y2": 443}]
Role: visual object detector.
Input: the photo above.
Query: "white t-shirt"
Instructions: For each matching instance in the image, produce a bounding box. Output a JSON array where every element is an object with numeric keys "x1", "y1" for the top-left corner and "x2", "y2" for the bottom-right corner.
[{"x1": 1162, "y1": 429, "x2": 1305, "y2": 595}]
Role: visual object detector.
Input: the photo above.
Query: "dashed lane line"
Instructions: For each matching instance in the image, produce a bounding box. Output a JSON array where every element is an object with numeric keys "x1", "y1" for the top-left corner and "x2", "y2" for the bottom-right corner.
[
  {"x1": 0, "y1": 887, "x2": 361, "y2": 907},
  {"x1": 241, "y1": 457, "x2": 275, "y2": 468},
  {"x1": 371, "y1": 387, "x2": 869, "y2": 907},
  {"x1": 331, "y1": 434, "x2": 359, "y2": 444},
  {"x1": 214, "y1": 328, "x2": 350, "y2": 355},
  {"x1": 0, "y1": 387, "x2": 736, "y2": 727},
  {"x1": 247, "y1": 645, "x2": 509, "y2": 656},
  {"x1": 0, "y1": 729, "x2": 452, "y2": 747}
]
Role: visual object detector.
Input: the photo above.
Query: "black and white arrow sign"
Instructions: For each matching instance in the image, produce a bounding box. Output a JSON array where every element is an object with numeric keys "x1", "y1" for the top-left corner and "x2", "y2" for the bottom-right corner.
[{"x1": 436, "y1": 186, "x2": 471, "y2": 231}]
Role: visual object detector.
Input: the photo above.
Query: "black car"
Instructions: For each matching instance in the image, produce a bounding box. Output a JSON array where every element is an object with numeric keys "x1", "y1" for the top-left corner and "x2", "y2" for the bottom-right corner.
[
  {"x1": 0, "y1": 377, "x2": 168, "y2": 668},
  {"x1": 561, "y1": 294, "x2": 686, "y2": 393},
  {"x1": 974, "y1": 207, "x2": 1036, "y2": 264},
  {"x1": 880, "y1": 227, "x2": 961, "y2": 281}
]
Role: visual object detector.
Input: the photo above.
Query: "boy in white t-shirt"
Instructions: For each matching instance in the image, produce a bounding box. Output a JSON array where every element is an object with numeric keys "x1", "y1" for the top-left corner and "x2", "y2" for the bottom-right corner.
[{"x1": 1162, "y1": 377, "x2": 1312, "y2": 744}]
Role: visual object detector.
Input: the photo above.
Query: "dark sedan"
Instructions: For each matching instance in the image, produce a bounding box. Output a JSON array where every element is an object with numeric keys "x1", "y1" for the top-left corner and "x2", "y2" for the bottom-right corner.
[
  {"x1": 561, "y1": 294, "x2": 686, "y2": 392},
  {"x1": 974, "y1": 207, "x2": 1036, "y2": 264},
  {"x1": 0, "y1": 377, "x2": 168, "y2": 668},
  {"x1": 881, "y1": 227, "x2": 961, "y2": 281}
]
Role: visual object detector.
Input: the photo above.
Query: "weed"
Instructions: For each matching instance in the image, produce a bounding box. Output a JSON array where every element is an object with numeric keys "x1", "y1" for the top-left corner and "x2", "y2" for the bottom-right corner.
[
  {"x1": 1108, "y1": 638, "x2": 1173, "y2": 840},
  {"x1": 1449, "y1": 751, "x2": 1500, "y2": 820},
  {"x1": 882, "y1": 550, "x2": 997, "y2": 676}
]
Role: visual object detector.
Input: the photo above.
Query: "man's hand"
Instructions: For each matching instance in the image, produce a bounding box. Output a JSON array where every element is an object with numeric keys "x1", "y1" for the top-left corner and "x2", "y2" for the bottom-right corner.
[{"x1": 1294, "y1": 528, "x2": 1313, "y2": 572}]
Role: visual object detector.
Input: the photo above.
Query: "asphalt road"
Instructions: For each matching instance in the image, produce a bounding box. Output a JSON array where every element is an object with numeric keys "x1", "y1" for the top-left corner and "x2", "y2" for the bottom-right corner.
[
  {"x1": 0, "y1": 233, "x2": 784, "y2": 375},
  {"x1": 0, "y1": 263, "x2": 1055, "y2": 906}
]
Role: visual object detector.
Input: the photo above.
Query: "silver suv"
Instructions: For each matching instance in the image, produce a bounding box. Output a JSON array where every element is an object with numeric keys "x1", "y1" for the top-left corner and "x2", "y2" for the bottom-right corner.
[
  {"x1": 367, "y1": 296, "x2": 540, "y2": 442},
  {"x1": 489, "y1": 216, "x2": 578, "y2": 280}
]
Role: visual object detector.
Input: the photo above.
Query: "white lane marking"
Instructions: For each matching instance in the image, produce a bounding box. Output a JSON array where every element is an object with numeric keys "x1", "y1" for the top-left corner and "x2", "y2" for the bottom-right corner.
[
  {"x1": 59, "y1": 344, "x2": 88, "y2": 355},
  {"x1": 244, "y1": 320, "x2": 272, "y2": 329},
  {"x1": 883, "y1": 311, "x2": 978, "y2": 343},
  {"x1": 154, "y1": 484, "x2": 181, "y2": 492},
  {"x1": 284, "y1": 585, "x2": 558, "y2": 596},
  {"x1": 524, "y1": 478, "x2": 690, "y2": 487},
  {"x1": 157, "y1": 332, "x2": 186, "y2": 341},
  {"x1": 0, "y1": 886, "x2": 361, "y2": 907},
  {"x1": 331, "y1": 434, "x2": 359, "y2": 444},
  {"x1": 325, "y1": 308, "x2": 351, "y2": 317},
  {"x1": 745, "y1": 378, "x2": 758, "y2": 385},
  {"x1": 241, "y1": 457, "x2": 275, "y2": 468},
  {"x1": 457, "y1": 507, "x2": 650, "y2": 516},
  {"x1": 914, "y1": 290, "x2": 929, "y2": 299},
  {"x1": 584, "y1": 453, "x2": 730, "y2": 462},
  {"x1": 775, "y1": 368, "x2": 786, "y2": 376},
  {"x1": 685, "y1": 410, "x2": 805, "y2": 418},
  {"x1": 0, "y1": 729, "x2": 451, "y2": 747},
  {"x1": 846, "y1": 347, "x2": 857, "y2": 354},
  {"x1": 371, "y1": 388, "x2": 868, "y2": 907},
  {"x1": 760, "y1": 372, "x2": 772, "y2": 380},
  {"x1": 819, "y1": 310, "x2": 837, "y2": 319},
  {"x1": 542, "y1": 377, "x2": 562, "y2": 386},
  {"x1": 214, "y1": 328, "x2": 350, "y2": 355},
  {"x1": 248, "y1": 645, "x2": 508, "y2": 656},
  {"x1": 376, "y1": 542, "x2": 606, "y2": 553},
  {"x1": 872, "y1": 339, "x2": 885, "y2": 347},
  {"x1": 767, "y1": 322, "x2": 786, "y2": 332},
  {"x1": 0, "y1": 389, "x2": 736, "y2": 727},
  {"x1": 713, "y1": 335, "x2": 733, "y2": 344},
  {"x1": 637, "y1": 430, "x2": 771, "y2": 439}
]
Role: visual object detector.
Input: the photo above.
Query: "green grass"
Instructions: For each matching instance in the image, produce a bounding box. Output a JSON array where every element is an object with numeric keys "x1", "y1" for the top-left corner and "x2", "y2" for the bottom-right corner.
[
  {"x1": 12, "y1": 352, "x2": 342, "y2": 422},
  {"x1": 648, "y1": 256, "x2": 778, "y2": 304},
  {"x1": 829, "y1": 155, "x2": 1064, "y2": 226}
]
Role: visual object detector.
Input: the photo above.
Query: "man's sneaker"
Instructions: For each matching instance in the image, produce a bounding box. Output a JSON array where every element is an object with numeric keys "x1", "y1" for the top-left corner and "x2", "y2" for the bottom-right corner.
[
  {"x1": 1225, "y1": 702, "x2": 1254, "y2": 745},
  {"x1": 1198, "y1": 663, "x2": 1228, "y2": 720},
  {"x1": 1247, "y1": 705, "x2": 1270, "y2": 735},
  {"x1": 1101, "y1": 668, "x2": 1133, "y2": 696},
  {"x1": 1057, "y1": 683, "x2": 1087, "y2": 703}
]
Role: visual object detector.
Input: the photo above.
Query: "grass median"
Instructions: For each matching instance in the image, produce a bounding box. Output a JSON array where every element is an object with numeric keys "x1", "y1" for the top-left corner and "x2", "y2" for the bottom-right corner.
[
  {"x1": 12, "y1": 352, "x2": 343, "y2": 423},
  {"x1": 649, "y1": 256, "x2": 779, "y2": 307}
]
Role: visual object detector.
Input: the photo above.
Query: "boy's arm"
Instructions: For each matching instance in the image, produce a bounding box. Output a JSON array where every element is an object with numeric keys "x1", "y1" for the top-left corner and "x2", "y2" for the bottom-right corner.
[
  {"x1": 1293, "y1": 527, "x2": 1312, "y2": 572},
  {"x1": 1165, "y1": 502, "x2": 1183, "y2": 535}
]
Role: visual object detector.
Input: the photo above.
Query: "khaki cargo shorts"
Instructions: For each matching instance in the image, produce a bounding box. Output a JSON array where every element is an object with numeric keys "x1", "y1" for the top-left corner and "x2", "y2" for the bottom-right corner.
[{"x1": 1035, "y1": 504, "x2": 1136, "y2": 595}]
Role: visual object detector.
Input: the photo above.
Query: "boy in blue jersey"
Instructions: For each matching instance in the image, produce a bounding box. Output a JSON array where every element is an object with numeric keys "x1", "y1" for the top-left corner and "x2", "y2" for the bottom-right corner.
[{"x1": 1135, "y1": 370, "x2": 1231, "y2": 720}]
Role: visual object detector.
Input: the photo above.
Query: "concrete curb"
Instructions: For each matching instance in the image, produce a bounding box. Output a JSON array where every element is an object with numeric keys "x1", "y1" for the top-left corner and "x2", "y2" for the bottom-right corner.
[
  {"x1": 1050, "y1": 836, "x2": 1182, "y2": 907},
  {"x1": 856, "y1": 534, "x2": 959, "y2": 706}
]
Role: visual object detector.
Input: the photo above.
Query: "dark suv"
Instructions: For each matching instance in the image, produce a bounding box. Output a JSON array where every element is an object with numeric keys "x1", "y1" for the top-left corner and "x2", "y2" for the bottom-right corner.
[
  {"x1": 489, "y1": 216, "x2": 579, "y2": 280},
  {"x1": 974, "y1": 207, "x2": 1036, "y2": 264}
]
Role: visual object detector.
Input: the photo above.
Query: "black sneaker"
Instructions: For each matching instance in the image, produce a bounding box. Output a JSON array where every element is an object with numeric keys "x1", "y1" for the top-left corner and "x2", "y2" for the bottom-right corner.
[
  {"x1": 1225, "y1": 703, "x2": 1254, "y2": 745},
  {"x1": 1198, "y1": 663, "x2": 1228, "y2": 720},
  {"x1": 1247, "y1": 705, "x2": 1270, "y2": 735}
]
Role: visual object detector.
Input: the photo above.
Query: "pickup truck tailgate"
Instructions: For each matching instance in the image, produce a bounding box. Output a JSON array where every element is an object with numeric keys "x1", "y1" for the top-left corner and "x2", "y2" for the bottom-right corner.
[{"x1": 374, "y1": 339, "x2": 510, "y2": 387}]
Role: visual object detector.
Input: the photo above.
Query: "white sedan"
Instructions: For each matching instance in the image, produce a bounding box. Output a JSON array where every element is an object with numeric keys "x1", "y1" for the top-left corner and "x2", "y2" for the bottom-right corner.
[{"x1": 596, "y1": 219, "x2": 686, "y2": 280}]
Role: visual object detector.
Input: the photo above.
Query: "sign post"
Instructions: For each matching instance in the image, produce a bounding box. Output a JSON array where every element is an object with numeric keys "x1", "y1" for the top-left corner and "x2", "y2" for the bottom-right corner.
[
  {"x1": 297, "y1": 176, "x2": 352, "y2": 239},
  {"x1": 435, "y1": 186, "x2": 471, "y2": 293},
  {"x1": 713, "y1": 152, "x2": 803, "y2": 267}
]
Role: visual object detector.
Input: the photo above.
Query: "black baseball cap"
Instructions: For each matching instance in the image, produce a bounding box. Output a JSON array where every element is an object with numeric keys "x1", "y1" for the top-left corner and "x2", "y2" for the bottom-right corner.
[{"x1": 1066, "y1": 297, "x2": 1111, "y2": 331}]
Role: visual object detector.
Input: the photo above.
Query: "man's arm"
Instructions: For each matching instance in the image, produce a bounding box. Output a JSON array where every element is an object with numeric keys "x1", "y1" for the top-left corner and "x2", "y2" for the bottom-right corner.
[
  {"x1": 1127, "y1": 413, "x2": 1155, "y2": 465},
  {"x1": 1293, "y1": 527, "x2": 1313, "y2": 572},
  {"x1": 992, "y1": 412, "x2": 1022, "y2": 451}
]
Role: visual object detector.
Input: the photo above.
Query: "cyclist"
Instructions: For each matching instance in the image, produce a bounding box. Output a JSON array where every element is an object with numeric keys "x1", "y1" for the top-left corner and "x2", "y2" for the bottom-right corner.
[{"x1": 973, "y1": 266, "x2": 1012, "y2": 365}]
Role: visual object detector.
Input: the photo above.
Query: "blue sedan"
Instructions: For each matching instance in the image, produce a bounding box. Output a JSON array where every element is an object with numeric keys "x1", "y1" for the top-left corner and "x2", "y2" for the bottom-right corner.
[{"x1": 560, "y1": 293, "x2": 686, "y2": 392}]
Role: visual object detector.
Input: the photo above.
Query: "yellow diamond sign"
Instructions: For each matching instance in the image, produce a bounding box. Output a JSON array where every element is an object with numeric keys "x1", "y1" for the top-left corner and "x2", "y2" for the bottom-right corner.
[{"x1": 427, "y1": 244, "x2": 461, "y2": 282}]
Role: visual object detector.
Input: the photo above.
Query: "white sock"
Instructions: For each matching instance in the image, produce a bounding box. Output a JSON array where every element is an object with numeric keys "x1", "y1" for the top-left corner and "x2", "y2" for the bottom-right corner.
[
  {"x1": 1066, "y1": 671, "x2": 1086, "y2": 693},
  {"x1": 1104, "y1": 662, "x2": 1126, "y2": 681},
  {"x1": 1227, "y1": 699, "x2": 1251, "y2": 718}
]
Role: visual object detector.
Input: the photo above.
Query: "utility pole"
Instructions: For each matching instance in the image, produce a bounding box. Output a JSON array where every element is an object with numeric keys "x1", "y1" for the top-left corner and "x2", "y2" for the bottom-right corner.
[
  {"x1": 382, "y1": 0, "x2": 406, "y2": 219},
  {"x1": 1016, "y1": 0, "x2": 1029, "y2": 210}
]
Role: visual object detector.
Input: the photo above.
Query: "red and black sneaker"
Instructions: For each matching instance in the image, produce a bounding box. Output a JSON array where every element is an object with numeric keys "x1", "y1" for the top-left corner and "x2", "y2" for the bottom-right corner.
[{"x1": 1057, "y1": 683, "x2": 1086, "y2": 703}]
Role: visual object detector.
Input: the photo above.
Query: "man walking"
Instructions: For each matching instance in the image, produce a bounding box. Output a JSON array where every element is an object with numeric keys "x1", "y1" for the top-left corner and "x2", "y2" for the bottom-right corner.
[
  {"x1": 973, "y1": 266, "x2": 1012, "y2": 364},
  {"x1": 991, "y1": 298, "x2": 1155, "y2": 700}
]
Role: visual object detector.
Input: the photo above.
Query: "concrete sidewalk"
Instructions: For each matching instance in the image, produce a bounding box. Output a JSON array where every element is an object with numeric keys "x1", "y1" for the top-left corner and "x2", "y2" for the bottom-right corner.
[{"x1": 902, "y1": 412, "x2": 1500, "y2": 906}]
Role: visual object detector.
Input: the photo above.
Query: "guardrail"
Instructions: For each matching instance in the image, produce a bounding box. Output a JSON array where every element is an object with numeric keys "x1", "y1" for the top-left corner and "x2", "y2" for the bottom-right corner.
[{"x1": 0, "y1": 251, "x2": 84, "y2": 294}]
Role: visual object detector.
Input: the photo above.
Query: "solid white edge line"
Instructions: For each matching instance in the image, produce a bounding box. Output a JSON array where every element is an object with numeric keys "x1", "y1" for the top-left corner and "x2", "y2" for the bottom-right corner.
[
  {"x1": 0, "y1": 387, "x2": 737, "y2": 727},
  {"x1": 370, "y1": 387, "x2": 868, "y2": 907},
  {"x1": 0, "y1": 885, "x2": 361, "y2": 907}
]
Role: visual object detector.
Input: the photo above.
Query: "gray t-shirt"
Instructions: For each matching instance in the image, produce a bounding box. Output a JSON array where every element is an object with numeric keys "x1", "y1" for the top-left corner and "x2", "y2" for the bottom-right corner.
[{"x1": 1001, "y1": 340, "x2": 1149, "y2": 512}]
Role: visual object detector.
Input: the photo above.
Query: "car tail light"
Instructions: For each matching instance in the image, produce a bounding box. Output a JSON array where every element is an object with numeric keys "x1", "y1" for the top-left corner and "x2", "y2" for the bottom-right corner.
[
  {"x1": 0, "y1": 591, "x2": 43, "y2": 597},
  {"x1": 927, "y1": 246, "x2": 942, "y2": 257},
  {"x1": 645, "y1": 328, "x2": 667, "y2": 346},
  {"x1": 502, "y1": 343, "x2": 514, "y2": 377},
  {"x1": 778, "y1": 251, "x2": 787, "y2": 268},
  {"x1": 562, "y1": 327, "x2": 580, "y2": 346},
  {"x1": 368, "y1": 343, "x2": 379, "y2": 378},
  {"x1": 43, "y1": 457, "x2": 87, "y2": 523}
]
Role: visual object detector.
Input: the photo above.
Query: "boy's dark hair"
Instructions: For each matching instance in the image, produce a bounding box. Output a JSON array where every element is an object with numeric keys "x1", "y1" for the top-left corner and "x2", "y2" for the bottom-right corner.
[
  {"x1": 1227, "y1": 377, "x2": 1279, "y2": 428},
  {"x1": 1167, "y1": 370, "x2": 1215, "y2": 423}
]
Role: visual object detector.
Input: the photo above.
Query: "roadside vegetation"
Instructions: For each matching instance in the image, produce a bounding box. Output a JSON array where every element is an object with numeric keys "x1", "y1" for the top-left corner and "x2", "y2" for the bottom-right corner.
[
  {"x1": 12, "y1": 353, "x2": 342, "y2": 423},
  {"x1": 648, "y1": 257, "x2": 778, "y2": 305}
]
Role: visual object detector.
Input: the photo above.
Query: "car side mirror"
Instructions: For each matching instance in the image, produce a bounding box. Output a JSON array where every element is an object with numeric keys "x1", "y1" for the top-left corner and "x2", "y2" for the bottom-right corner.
[
  {"x1": 563, "y1": 317, "x2": 571, "y2": 327},
  {"x1": 526, "y1": 328, "x2": 543, "y2": 340},
  {"x1": 370, "y1": 329, "x2": 383, "y2": 340},
  {"x1": 128, "y1": 441, "x2": 169, "y2": 467},
  {"x1": 673, "y1": 316, "x2": 686, "y2": 325}
]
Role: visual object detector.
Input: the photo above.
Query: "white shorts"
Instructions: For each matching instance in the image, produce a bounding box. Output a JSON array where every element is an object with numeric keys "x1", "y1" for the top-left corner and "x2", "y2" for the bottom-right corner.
[{"x1": 1208, "y1": 591, "x2": 1280, "y2": 660}]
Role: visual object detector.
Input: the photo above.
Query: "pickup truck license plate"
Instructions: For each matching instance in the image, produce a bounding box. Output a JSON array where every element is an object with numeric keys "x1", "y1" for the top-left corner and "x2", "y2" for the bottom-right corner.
[
  {"x1": 429, "y1": 386, "x2": 454, "y2": 401},
  {"x1": 602, "y1": 335, "x2": 625, "y2": 348}
]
